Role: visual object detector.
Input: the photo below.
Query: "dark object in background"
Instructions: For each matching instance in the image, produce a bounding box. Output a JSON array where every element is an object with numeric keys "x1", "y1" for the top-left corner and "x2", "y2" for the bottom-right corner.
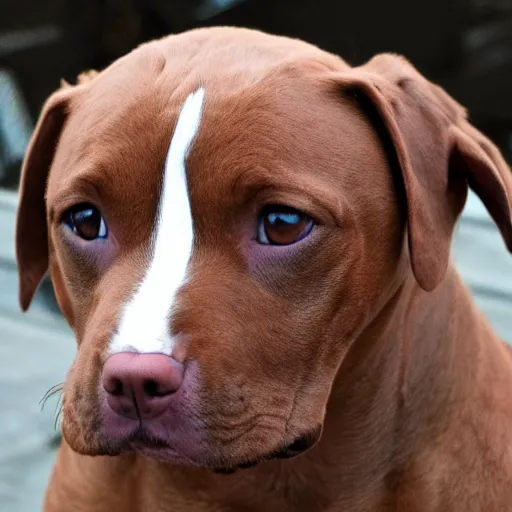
[{"x1": 0, "y1": 0, "x2": 511, "y2": 177}]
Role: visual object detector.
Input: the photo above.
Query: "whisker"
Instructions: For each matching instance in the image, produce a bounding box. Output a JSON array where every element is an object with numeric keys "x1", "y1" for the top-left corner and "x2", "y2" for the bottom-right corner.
[
  {"x1": 54, "y1": 392, "x2": 65, "y2": 431},
  {"x1": 40, "y1": 382, "x2": 64, "y2": 411},
  {"x1": 54, "y1": 404, "x2": 63, "y2": 431}
]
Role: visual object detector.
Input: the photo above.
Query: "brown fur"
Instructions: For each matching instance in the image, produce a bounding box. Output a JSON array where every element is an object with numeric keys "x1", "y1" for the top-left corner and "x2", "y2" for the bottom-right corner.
[{"x1": 16, "y1": 27, "x2": 512, "y2": 511}]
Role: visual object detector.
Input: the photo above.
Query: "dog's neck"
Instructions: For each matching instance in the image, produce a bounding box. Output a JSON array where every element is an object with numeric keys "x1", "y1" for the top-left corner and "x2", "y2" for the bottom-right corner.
[
  {"x1": 48, "y1": 267, "x2": 501, "y2": 511},
  {"x1": 292, "y1": 265, "x2": 500, "y2": 510}
]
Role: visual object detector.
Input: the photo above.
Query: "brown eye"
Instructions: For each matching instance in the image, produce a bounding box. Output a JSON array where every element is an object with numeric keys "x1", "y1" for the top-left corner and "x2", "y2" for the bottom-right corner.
[
  {"x1": 258, "y1": 206, "x2": 314, "y2": 245},
  {"x1": 63, "y1": 204, "x2": 107, "y2": 241}
]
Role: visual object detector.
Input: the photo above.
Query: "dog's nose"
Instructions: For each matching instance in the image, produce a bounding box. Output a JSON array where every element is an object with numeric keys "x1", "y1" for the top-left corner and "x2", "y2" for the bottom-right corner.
[{"x1": 102, "y1": 352, "x2": 184, "y2": 420}]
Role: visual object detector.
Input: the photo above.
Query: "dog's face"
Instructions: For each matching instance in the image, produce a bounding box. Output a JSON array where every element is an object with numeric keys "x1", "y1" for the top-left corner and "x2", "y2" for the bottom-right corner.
[{"x1": 16, "y1": 28, "x2": 512, "y2": 470}]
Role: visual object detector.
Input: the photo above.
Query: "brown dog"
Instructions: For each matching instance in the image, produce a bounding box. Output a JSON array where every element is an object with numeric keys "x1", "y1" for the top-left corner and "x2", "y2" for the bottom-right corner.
[{"x1": 16, "y1": 27, "x2": 512, "y2": 511}]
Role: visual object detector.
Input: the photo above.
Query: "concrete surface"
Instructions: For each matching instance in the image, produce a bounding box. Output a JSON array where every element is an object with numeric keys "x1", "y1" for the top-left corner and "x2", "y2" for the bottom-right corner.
[
  {"x1": 0, "y1": 188, "x2": 511, "y2": 511},
  {"x1": 0, "y1": 190, "x2": 75, "y2": 511}
]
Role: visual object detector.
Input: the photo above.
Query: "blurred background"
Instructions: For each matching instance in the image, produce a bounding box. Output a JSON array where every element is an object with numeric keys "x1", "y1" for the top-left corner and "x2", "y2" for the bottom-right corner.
[{"x1": 1, "y1": 0, "x2": 512, "y2": 509}]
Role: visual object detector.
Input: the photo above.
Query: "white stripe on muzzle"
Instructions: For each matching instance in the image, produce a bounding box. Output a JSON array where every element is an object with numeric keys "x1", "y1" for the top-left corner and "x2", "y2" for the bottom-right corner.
[{"x1": 109, "y1": 89, "x2": 205, "y2": 355}]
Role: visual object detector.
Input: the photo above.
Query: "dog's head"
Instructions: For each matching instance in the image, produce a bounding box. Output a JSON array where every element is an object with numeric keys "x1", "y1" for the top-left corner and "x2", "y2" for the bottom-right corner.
[{"x1": 16, "y1": 28, "x2": 512, "y2": 470}]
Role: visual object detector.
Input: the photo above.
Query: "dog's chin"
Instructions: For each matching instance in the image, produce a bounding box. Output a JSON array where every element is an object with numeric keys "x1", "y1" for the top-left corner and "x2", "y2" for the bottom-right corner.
[{"x1": 130, "y1": 442, "x2": 197, "y2": 466}]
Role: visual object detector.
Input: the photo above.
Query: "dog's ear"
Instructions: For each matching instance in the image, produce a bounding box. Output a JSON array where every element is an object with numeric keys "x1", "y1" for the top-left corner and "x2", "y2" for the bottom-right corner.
[
  {"x1": 335, "y1": 54, "x2": 512, "y2": 291},
  {"x1": 16, "y1": 86, "x2": 76, "y2": 311}
]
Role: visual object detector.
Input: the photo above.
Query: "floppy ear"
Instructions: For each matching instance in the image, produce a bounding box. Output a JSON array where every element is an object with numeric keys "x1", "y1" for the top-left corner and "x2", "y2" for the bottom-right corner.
[
  {"x1": 335, "y1": 54, "x2": 512, "y2": 291},
  {"x1": 16, "y1": 86, "x2": 76, "y2": 311}
]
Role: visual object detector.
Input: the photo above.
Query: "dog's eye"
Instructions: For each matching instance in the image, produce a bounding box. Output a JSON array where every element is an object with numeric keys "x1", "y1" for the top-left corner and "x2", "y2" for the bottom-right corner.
[
  {"x1": 257, "y1": 206, "x2": 314, "y2": 245},
  {"x1": 63, "y1": 204, "x2": 108, "y2": 241}
]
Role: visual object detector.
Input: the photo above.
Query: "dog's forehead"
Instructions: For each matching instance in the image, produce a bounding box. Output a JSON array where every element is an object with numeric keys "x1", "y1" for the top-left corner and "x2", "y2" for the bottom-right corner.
[
  {"x1": 48, "y1": 28, "x2": 385, "y2": 231},
  {"x1": 49, "y1": 63, "x2": 287, "y2": 194}
]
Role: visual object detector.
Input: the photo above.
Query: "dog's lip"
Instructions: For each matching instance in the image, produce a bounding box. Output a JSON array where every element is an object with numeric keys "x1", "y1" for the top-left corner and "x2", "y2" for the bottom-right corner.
[
  {"x1": 128, "y1": 430, "x2": 174, "y2": 451},
  {"x1": 122, "y1": 429, "x2": 177, "y2": 455},
  {"x1": 129, "y1": 437, "x2": 169, "y2": 451},
  {"x1": 108, "y1": 424, "x2": 322, "y2": 470},
  {"x1": 128, "y1": 434, "x2": 194, "y2": 464},
  {"x1": 211, "y1": 459, "x2": 260, "y2": 474},
  {"x1": 211, "y1": 429, "x2": 322, "y2": 474}
]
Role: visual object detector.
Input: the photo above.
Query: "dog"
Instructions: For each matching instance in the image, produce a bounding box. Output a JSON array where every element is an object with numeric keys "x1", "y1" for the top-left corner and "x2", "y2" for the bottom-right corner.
[{"x1": 16, "y1": 27, "x2": 512, "y2": 511}]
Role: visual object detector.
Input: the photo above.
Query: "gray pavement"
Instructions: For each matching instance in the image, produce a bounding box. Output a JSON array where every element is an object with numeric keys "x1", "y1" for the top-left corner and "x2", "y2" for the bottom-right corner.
[
  {"x1": 0, "y1": 188, "x2": 511, "y2": 511},
  {"x1": 0, "y1": 190, "x2": 75, "y2": 511}
]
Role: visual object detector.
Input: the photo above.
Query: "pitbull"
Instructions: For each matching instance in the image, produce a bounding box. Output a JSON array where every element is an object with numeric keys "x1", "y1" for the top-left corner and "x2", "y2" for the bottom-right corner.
[{"x1": 16, "y1": 27, "x2": 512, "y2": 511}]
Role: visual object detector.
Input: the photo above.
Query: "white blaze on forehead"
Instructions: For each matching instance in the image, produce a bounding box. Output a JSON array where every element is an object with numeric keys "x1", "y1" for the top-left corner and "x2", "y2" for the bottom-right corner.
[{"x1": 109, "y1": 89, "x2": 205, "y2": 355}]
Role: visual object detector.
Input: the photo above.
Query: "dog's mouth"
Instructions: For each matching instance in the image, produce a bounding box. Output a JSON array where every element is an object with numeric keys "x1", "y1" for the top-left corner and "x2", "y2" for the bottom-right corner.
[
  {"x1": 114, "y1": 425, "x2": 322, "y2": 473},
  {"x1": 127, "y1": 429, "x2": 180, "y2": 452},
  {"x1": 125, "y1": 429, "x2": 195, "y2": 464}
]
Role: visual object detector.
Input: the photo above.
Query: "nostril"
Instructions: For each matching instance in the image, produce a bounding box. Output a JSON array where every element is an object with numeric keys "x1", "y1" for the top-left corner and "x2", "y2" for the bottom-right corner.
[
  {"x1": 144, "y1": 379, "x2": 158, "y2": 397},
  {"x1": 104, "y1": 376, "x2": 124, "y2": 396},
  {"x1": 143, "y1": 378, "x2": 173, "y2": 397}
]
